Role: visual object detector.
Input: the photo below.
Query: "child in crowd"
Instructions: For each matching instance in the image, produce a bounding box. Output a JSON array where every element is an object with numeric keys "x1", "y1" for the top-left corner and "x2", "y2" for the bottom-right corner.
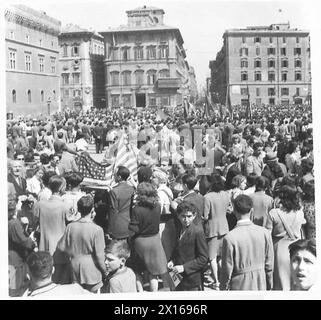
[{"x1": 102, "y1": 240, "x2": 137, "y2": 293}]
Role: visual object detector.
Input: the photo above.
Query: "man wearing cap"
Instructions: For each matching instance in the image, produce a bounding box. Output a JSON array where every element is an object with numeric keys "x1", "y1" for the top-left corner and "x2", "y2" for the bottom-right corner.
[{"x1": 262, "y1": 152, "x2": 287, "y2": 188}]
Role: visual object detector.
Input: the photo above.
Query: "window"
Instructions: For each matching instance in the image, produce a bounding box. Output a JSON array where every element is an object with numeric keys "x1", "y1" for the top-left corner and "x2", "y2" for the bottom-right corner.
[
  {"x1": 296, "y1": 37, "x2": 300, "y2": 44},
  {"x1": 295, "y1": 59, "x2": 302, "y2": 68},
  {"x1": 254, "y1": 59, "x2": 261, "y2": 68},
  {"x1": 281, "y1": 88, "x2": 289, "y2": 96},
  {"x1": 62, "y1": 74, "x2": 69, "y2": 85},
  {"x1": 39, "y1": 39, "x2": 42, "y2": 47},
  {"x1": 111, "y1": 48, "x2": 118, "y2": 60},
  {"x1": 242, "y1": 37, "x2": 246, "y2": 43},
  {"x1": 267, "y1": 47, "x2": 276, "y2": 55},
  {"x1": 296, "y1": 88, "x2": 300, "y2": 96},
  {"x1": 73, "y1": 73, "x2": 80, "y2": 85},
  {"x1": 122, "y1": 47, "x2": 130, "y2": 60},
  {"x1": 39, "y1": 56, "x2": 44, "y2": 72},
  {"x1": 27, "y1": 90, "x2": 32, "y2": 103},
  {"x1": 110, "y1": 72, "x2": 120, "y2": 85},
  {"x1": 63, "y1": 89, "x2": 69, "y2": 97},
  {"x1": 241, "y1": 72, "x2": 248, "y2": 81},
  {"x1": 256, "y1": 47, "x2": 260, "y2": 56},
  {"x1": 134, "y1": 46, "x2": 144, "y2": 60},
  {"x1": 281, "y1": 59, "x2": 288, "y2": 68},
  {"x1": 161, "y1": 96, "x2": 170, "y2": 107},
  {"x1": 25, "y1": 54, "x2": 31, "y2": 71},
  {"x1": 41, "y1": 90, "x2": 44, "y2": 102},
  {"x1": 281, "y1": 47, "x2": 286, "y2": 56},
  {"x1": 51, "y1": 58, "x2": 56, "y2": 73},
  {"x1": 295, "y1": 72, "x2": 302, "y2": 81},
  {"x1": 240, "y1": 47, "x2": 249, "y2": 56},
  {"x1": 269, "y1": 98, "x2": 275, "y2": 105},
  {"x1": 63, "y1": 45, "x2": 68, "y2": 57},
  {"x1": 268, "y1": 88, "x2": 275, "y2": 96},
  {"x1": 122, "y1": 71, "x2": 131, "y2": 86},
  {"x1": 268, "y1": 72, "x2": 275, "y2": 81},
  {"x1": 254, "y1": 72, "x2": 262, "y2": 81},
  {"x1": 26, "y1": 35, "x2": 30, "y2": 44},
  {"x1": 9, "y1": 50, "x2": 16, "y2": 69},
  {"x1": 159, "y1": 46, "x2": 169, "y2": 59},
  {"x1": 147, "y1": 46, "x2": 156, "y2": 59},
  {"x1": 12, "y1": 90, "x2": 16, "y2": 103},
  {"x1": 241, "y1": 88, "x2": 248, "y2": 95},
  {"x1": 122, "y1": 95, "x2": 131, "y2": 108},
  {"x1": 159, "y1": 69, "x2": 170, "y2": 78},
  {"x1": 147, "y1": 70, "x2": 157, "y2": 85},
  {"x1": 282, "y1": 37, "x2": 286, "y2": 44},
  {"x1": 268, "y1": 59, "x2": 275, "y2": 68},
  {"x1": 256, "y1": 88, "x2": 260, "y2": 96},
  {"x1": 73, "y1": 90, "x2": 81, "y2": 97},
  {"x1": 256, "y1": 98, "x2": 262, "y2": 106},
  {"x1": 254, "y1": 37, "x2": 261, "y2": 43},
  {"x1": 281, "y1": 99, "x2": 289, "y2": 105},
  {"x1": 241, "y1": 59, "x2": 248, "y2": 68},
  {"x1": 294, "y1": 47, "x2": 301, "y2": 55},
  {"x1": 72, "y1": 46, "x2": 79, "y2": 57},
  {"x1": 282, "y1": 72, "x2": 287, "y2": 82},
  {"x1": 269, "y1": 37, "x2": 273, "y2": 43},
  {"x1": 10, "y1": 31, "x2": 14, "y2": 39},
  {"x1": 111, "y1": 95, "x2": 120, "y2": 108},
  {"x1": 149, "y1": 95, "x2": 156, "y2": 106},
  {"x1": 135, "y1": 70, "x2": 144, "y2": 85}
]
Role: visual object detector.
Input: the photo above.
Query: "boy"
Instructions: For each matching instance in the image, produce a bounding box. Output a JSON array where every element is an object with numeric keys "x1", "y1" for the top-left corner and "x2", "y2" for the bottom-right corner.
[
  {"x1": 102, "y1": 240, "x2": 137, "y2": 293},
  {"x1": 168, "y1": 202, "x2": 208, "y2": 291}
]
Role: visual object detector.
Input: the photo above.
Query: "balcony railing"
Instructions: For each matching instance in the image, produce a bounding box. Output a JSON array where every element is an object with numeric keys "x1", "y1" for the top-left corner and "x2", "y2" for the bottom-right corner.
[{"x1": 156, "y1": 78, "x2": 181, "y2": 89}]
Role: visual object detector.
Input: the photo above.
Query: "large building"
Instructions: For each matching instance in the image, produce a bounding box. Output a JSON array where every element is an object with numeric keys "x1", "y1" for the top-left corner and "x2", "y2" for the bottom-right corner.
[
  {"x1": 5, "y1": 4, "x2": 61, "y2": 116},
  {"x1": 59, "y1": 24, "x2": 105, "y2": 113},
  {"x1": 209, "y1": 23, "x2": 311, "y2": 106},
  {"x1": 99, "y1": 6, "x2": 197, "y2": 109}
]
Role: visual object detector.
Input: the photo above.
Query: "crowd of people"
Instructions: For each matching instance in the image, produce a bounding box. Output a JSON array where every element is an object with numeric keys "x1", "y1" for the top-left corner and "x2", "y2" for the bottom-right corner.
[{"x1": 7, "y1": 103, "x2": 317, "y2": 297}]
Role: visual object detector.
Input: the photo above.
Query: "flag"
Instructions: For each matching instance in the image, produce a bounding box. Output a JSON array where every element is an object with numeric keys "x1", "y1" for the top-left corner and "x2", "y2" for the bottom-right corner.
[
  {"x1": 246, "y1": 85, "x2": 252, "y2": 119},
  {"x1": 75, "y1": 152, "x2": 113, "y2": 187},
  {"x1": 112, "y1": 33, "x2": 116, "y2": 47},
  {"x1": 113, "y1": 135, "x2": 138, "y2": 182},
  {"x1": 183, "y1": 99, "x2": 190, "y2": 118},
  {"x1": 205, "y1": 93, "x2": 214, "y2": 119},
  {"x1": 226, "y1": 86, "x2": 233, "y2": 119}
]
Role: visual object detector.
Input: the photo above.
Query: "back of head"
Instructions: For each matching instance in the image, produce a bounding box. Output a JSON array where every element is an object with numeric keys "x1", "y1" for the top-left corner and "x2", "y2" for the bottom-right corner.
[
  {"x1": 77, "y1": 195, "x2": 94, "y2": 216},
  {"x1": 233, "y1": 194, "x2": 253, "y2": 215},
  {"x1": 116, "y1": 166, "x2": 130, "y2": 181},
  {"x1": 255, "y1": 176, "x2": 269, "y2": 192},
  {"x1": 27, "y1": 251, "x2": 53, "y2": 280},
  {"x1": 247, "y1": 173, "x2": 258, "y2": 188},
  {"x1": 137, "y1": 166, "x2": 153, "y2": 184},
  {"x1": 65, "y1": 172, "x2": 84, "y2": 189},
  {"x1": 182, "y1": 173, "x2": 197, "y2": 190},
  {"x1": 136, "y1": 182, "x2": 158, "y2": 209},
  {"x1": 48, "y1": 175, "x2": 65, "y2": 193}
]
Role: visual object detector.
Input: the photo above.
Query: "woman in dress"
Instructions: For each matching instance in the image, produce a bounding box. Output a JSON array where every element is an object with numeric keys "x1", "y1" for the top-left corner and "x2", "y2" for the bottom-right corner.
[
  {"x1": 57, "y1": 195, "x2": 107, "y2": 293},
  {"x1": 264, "y1": 185, "x2": 306, "y2": 290},
  {"x1": 203, "y1": 174, "x2": 231, "y2": 290},
  {"x1": 128, "y1": 182, "x2": 170, "y2": 292}
]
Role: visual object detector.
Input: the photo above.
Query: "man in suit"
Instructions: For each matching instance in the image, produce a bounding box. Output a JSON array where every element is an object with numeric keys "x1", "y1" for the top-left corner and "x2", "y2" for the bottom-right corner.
[
  {"x1": 8, "y1": 160, "x2": 28, "y2": 196},
  {"x1": 220, "y1": 194, "x2": 274, "y2": 290},
  {"x1": 168, "y1": 202, "x2": 208, "y2": 291},
  {"x1": 106, "y1": 166, "x2": 135, "y2": 240},
  {"x1": 92, "y1": 122, "x2": 104, "y2": 154},
  {"x1": 245, "y1": 142, "x2": 265, "y2": 176}
]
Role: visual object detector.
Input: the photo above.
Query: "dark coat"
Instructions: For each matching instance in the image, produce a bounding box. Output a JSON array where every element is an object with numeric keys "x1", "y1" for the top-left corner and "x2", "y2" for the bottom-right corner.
[
  {"x1": 172, "y1": 222, "x2": 208, "y2": 290},
  {"x1": 182, "y1": 191, "x2": 204, "y2": 225},
  {"x1": 8, "y1": 173, "x2": 27, "y2": 196},
  {"x1": 93, "y1": 126, "x2": 104, "y2": 140}
]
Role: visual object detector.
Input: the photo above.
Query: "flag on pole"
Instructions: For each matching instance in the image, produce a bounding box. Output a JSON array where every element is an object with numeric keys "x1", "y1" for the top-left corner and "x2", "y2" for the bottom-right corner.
[
  {"x1": 183, "y1": 98, "x2": 190, "y2": 118},
  {"x1": 112, "y1": 33, "x2": 116, "y2": 47},
  {"x1": 226, "y1": 85, "x2": 233, "y2": 119},
  {"x1": 246, "y1": 85, "x2": 252, "y2": 119}
]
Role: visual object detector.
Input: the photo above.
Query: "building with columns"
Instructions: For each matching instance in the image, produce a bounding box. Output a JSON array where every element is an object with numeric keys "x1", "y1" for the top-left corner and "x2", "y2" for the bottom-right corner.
[
  {"x1": 99, "y1": 5, "x2": 197, "y2": 109},
  {"x1": 209, "y1": 23, "x2": 311, "y2": 106},
  {"x1": 58, "y1": 24, "x2": 105, "y2": 113},
  {"x1": 5, "y1": 4, "x2": 61, "y2": 116}
]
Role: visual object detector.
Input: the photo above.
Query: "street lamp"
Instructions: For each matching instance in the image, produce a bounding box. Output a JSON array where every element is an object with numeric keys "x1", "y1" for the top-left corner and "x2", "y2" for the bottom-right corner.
[{"x1": 47, "y1": 97, "x2": 51, "y2": 116}]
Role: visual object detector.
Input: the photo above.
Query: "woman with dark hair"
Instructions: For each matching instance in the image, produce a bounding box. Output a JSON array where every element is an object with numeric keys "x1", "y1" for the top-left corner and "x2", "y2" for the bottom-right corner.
[
  {"x1": 203, "y1": 174, "x2": 231, "y2": 290},
  {"x1": 128, "y1": 182, "x2": 170, "y2": 292},
  {"x1": 62, "y1": 172, "x2": 85, "y2": 222},
  {"x1": 264, "y1": 185, "x2": 306, "y2": 290},
  {"x1": 302, "y1": 180, "x2": 315, "y2": 240},
  {"x1": 285, "y1": 141, "x2": 301, "y2": 174},
  {"x1": 289, "y1": 239, "x2": 317, "y2": 291}
]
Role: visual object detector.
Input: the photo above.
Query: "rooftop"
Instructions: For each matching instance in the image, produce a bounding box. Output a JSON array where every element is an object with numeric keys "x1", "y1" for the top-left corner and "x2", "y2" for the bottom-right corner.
[{"x1": 61, "y1": 23, "x2": 103, "y2": 39}]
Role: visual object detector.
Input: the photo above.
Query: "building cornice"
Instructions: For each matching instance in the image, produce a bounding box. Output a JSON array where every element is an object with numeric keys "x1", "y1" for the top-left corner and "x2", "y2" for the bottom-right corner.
[
  {"x1": 224, "y1": 30, "x2": 309, "y2": 37},
  {"x1": 6, "y1": 69, "x2": 60, "y2": 77},
  {"x1": 5, "y1": 38, "x2": 59, "y2": 54},
  {"x1": 5, "y1": 8, "x2": 61, "y2": 36}
]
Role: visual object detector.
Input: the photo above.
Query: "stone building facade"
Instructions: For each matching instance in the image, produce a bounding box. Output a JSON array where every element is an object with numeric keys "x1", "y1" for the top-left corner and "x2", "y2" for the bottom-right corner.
[
  {"x1": 59, "y1": 24, "x2": 105, "y2": 113},
  {"x1": 100, "y1": 6, "x2": 197, "y2": 109},
  {"x1": 5, "y1": 4, "x2": 61, "y2": 116},
  {"x1": 209, "y1": 23, "x2": 311, "y2": 106}
]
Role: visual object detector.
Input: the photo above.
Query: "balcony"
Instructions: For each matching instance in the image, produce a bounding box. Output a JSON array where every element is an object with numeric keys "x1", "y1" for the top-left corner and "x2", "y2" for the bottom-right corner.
[{"x1": 156, "y1": 78, "x2": 181, "y2": 89}]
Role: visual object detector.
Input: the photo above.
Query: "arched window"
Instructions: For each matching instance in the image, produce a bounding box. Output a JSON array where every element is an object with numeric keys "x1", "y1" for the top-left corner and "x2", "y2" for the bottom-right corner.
[
  {"x1": 134, "y1": 70, "x2": 144, "y2": 85},
  {"x1": 27, "y1": 90, "x2": 31, "y2": 103},
  {"x1": 122, "y1": 71, "x2": 131, "y2": 86},
  {"x1": 147, "y1": 70, "x2": 157, "y2": 85},
  {"x1": 159, "y1": 69, "x2": 170, "y2": 78},
  {"x1": 41, "y1": 90, "x2": 44, "y2": 102},
  {"x1": 110, "y1": 71, "x2": 120, "y2": 85},
  {"x1": 12, "y1": 90, "x2": 16, "y2": 103}
]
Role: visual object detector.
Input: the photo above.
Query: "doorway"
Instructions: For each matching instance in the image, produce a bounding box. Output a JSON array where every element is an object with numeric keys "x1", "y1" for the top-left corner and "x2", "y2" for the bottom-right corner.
[{"x1": 136, "y1": 93, "x2": 146, "y2": 108}]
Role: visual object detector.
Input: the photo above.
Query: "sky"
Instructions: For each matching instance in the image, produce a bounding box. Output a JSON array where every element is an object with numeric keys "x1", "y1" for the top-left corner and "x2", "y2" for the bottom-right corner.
[{"x1": 3, "y1": 0, "x2": 320, "y2": 90}]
